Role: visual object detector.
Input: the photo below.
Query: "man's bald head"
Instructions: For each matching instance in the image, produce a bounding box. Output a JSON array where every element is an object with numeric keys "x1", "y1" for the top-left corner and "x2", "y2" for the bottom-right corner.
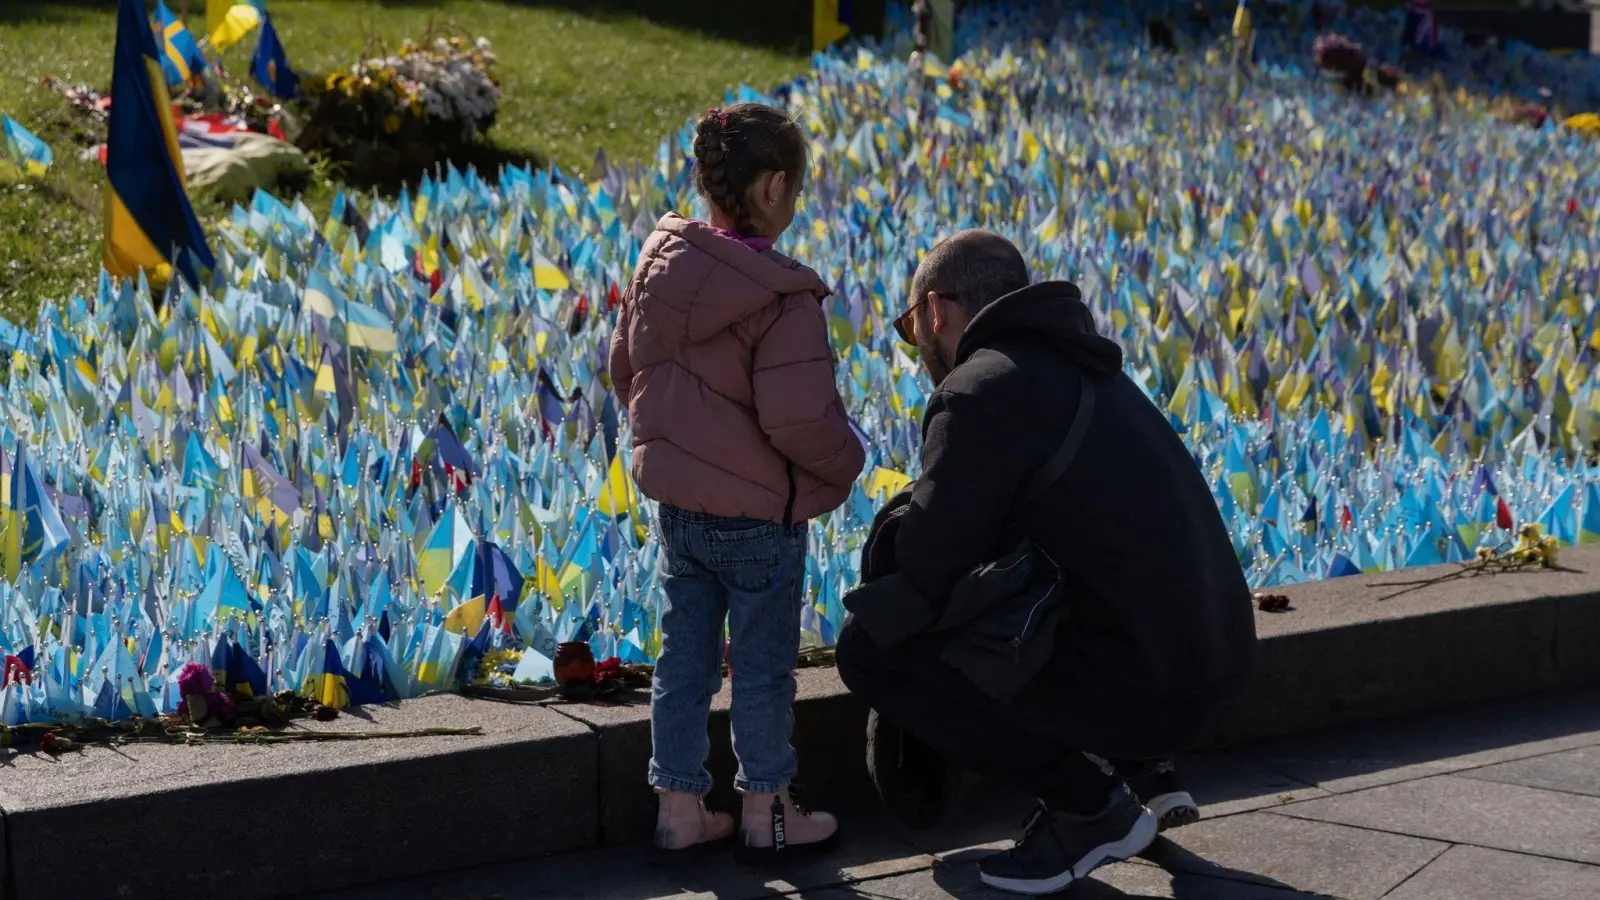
[{"x1": 910, "y1": 230, "x2": 1030, "y2": 320}]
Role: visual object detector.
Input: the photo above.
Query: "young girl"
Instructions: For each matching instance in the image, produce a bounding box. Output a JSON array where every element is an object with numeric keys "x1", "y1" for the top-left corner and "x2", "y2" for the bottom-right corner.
[{"x1": 609, "y1": 103, "x2": 865, "y2": 864}]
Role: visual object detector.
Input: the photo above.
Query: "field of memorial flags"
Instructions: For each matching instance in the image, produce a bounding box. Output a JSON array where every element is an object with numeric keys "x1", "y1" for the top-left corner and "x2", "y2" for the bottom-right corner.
[{"x1": 5, "y1": 1, "x2": 1600, "y2": 723}]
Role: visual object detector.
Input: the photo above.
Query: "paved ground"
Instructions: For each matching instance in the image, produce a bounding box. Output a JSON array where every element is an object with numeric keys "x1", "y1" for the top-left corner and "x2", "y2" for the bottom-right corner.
[{"x1": 316, "y1": 685, "x2": 1600, "y2": 900}]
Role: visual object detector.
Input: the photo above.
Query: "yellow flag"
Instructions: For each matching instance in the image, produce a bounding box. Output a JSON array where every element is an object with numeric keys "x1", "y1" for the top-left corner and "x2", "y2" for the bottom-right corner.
[
  {"x1": 442, "y1": 595, "x2": 486, "y2": 636},
  {"x1": 534, "y1": 558, "x2": 563, "y2": 606},
  {"x1": 207, "y1": 1, "x2": 261, "y2": 51},
  {"x1": 532, "y1": 250, "x2": 570, "y2": 291},
  {"x1": 813, "y1": 0, "x2": 850, "y2": 51},
  {"x1": 596, "y1": 452, "x2": 638, "y2": 519},
  {"x1": 314, "y1": 358, "x2": 336, "y2": 394},
  {"x1": 865, "y1": 467, "x2": 912, "y2": 500}
]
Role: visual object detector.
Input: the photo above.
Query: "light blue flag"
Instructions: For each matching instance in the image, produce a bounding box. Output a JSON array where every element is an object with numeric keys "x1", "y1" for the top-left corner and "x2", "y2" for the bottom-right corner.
[
  {"x1": 1327, "y1": 554, "x2": 1361, "y2": 578},
  {"x1": 1580, "y1": 483, "x2": 1600, "y2": 545},
  {"x1": 1539, "y1": 483, "x2": 1578, "y2": 546},
  {"x1": 8, "y1": 447, "x2": 69, "y2": 573}
]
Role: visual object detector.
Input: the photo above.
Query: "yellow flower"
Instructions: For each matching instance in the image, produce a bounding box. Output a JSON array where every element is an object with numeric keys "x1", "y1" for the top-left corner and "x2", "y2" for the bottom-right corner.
[
  {"x1": 1541, "y1": 536, "x2": 1560, "y2": 568},
  {"x1": 1564, "y1": 112, "x2": 1600, "y2": 137},
  {"x1": 1517, "y1": 523, "x2": 1543, "y2": 549},
  {"x1": 383, "y1": 115, "x2": 402, "y2": 134}
]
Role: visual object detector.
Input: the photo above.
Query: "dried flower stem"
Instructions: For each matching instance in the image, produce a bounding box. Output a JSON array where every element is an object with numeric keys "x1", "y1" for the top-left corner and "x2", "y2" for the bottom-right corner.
[{"x1": 1375, "y1": 525, "x2": 1561, "y2": 601}]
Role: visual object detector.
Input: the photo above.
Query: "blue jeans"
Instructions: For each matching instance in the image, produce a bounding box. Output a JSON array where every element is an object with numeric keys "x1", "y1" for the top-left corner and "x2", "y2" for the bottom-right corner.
[{"x1": 648, "y1": 505, "x2": 808, "y2": 796}]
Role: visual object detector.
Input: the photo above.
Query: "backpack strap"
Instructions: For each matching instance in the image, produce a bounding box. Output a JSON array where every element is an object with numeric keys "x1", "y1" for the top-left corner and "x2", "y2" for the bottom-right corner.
[{"x1": 1018, "y1": 377, "x2": 1097, "y2": 508}]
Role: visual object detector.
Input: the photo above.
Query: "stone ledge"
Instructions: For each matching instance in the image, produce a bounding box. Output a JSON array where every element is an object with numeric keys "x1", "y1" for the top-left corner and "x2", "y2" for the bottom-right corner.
[
  {"x1": 4, "y1": 547, "x2": 1599, "y2": 899},
  {"x1": 1229, "y1": 543, "x2": 1600, "y2": 743},
  {"x1": 0, "y1": 696, "x2": 599, "y2": 900}
]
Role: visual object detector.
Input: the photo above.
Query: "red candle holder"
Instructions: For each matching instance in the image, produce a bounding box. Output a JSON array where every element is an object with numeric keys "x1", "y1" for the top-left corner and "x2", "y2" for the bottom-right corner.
[{"x1": 554, "y1": 641, "x2": 596, "y2": 689}]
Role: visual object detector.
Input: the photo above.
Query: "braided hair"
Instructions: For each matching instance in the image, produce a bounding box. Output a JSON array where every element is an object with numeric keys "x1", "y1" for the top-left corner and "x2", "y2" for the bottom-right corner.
[{"x1": 692, "y1": 103, "x2": 807, "y2": 237}]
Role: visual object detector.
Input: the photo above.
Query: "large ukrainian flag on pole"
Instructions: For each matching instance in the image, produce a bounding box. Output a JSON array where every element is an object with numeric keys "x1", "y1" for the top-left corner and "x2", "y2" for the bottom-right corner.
[
  {"x1": 813, "y1": 0, "x2": 851, "y2": 52},
  {"x1": 104, "y1": 0, "x2": 215, "y2": 288}
]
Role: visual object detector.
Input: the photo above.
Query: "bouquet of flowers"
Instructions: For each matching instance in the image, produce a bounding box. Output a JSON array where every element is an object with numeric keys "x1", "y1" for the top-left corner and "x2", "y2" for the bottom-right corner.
[
  {"x1": 300, "y1": 31, "x2": 500, "y2": 180},
  {"x1": 393, "y1": 36, "x2": 500, "y2": 140},
  {"x1": 175, "y1": 76, "x2": 295, "y2": 140},
  {"x1": 1564, "y1": 112, "x2": 1600, "y2": 139}
]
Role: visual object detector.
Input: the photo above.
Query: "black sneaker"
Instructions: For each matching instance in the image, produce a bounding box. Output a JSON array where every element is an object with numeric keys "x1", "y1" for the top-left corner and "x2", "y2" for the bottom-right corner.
[
  {"x1": 977, "y1": 786, "x2": 1157, "y2": 896},
  {"x1": 865, "y1": 708, "x2": 963, "y2": 830},
  {"x1": 1124, "y1": 759, "x2": 1200, "y2": 831}
]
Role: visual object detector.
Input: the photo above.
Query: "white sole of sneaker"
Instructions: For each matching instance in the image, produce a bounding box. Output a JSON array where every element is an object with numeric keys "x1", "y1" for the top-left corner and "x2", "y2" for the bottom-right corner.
[
  {"x1": 1145, "y1": 791, "x2": 1200, "y2": 830},
  {"x1": 978, "y1": 808, "x2": 1158, "y2": 896}
]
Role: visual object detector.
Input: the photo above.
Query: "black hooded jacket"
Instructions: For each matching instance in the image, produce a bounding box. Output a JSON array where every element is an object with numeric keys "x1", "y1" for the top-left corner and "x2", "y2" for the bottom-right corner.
[{"x1": 844, "y1": 281, "x2": 1257, "y2": 753}]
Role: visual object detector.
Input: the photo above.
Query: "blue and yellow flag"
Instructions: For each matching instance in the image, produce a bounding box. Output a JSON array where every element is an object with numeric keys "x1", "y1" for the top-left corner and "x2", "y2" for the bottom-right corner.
[
  {"x1": 345, "y1": 299, "x2": 398, "y2": 353},
  {"x1": 251, "y1": 11, "x2": 299, "y2": 99},
  {"x1": 302, "y1": 639, "x2": 385, "y2": 709},
  {"x1": 105, "y1": 0, "x2": 215, "y2": 287},
  {"x1": 154, "y1": 0, "x2": 208, "y2": 89},
  {"x1": 3, "y1": 445, "x2": 69, "y2": 580},
  {"x1": 2, "y1": 115, "x2": 52, "y2": 178},
  {"x1": 211, "y1": 638, "x2": 267, "y2": 698}
]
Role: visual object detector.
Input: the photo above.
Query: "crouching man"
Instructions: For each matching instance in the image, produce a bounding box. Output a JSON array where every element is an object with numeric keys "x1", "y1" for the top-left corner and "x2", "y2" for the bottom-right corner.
[{"x1": 837, "y1": 231, "x2": 1256, "y2": 896}]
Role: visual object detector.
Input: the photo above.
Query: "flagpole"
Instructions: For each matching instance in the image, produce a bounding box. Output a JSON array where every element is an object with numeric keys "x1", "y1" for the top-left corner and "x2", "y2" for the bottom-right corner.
[{"x1": 343, "y1": 282, "x2": 355, "y2": 433}]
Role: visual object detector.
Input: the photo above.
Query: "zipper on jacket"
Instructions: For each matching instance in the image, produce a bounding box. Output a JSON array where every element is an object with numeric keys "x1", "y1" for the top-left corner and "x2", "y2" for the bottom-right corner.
[
  {"x1": 1009, "y1": 579, "x2": 1060, "y2": 661},
  {"x1": 782, "y1": 462, "x2": 796, "y2": 528}
]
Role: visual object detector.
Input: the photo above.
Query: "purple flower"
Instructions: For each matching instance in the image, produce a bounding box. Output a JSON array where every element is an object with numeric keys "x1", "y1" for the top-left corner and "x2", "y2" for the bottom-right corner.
[
  {"x1": 176, "y1": 662, "x2": 214, "y2": 698},
  {"x1": 175, "y1": 662, "x2": 235, "y2": 723}
]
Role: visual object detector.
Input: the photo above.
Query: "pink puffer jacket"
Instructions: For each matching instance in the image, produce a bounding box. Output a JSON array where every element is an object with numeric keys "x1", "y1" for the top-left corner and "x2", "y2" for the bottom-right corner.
[{"x1": 609, "y1": 214, "x2": 865, "y2": 524}]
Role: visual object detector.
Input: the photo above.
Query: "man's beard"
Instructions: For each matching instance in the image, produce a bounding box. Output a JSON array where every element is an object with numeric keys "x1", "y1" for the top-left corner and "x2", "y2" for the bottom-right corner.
[{"x1": 917, "y1": 331, "x2": 956, "y2": 386}]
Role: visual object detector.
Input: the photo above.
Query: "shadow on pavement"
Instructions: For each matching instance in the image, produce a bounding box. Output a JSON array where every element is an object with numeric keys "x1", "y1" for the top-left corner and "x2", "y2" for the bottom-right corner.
[{"x1": 1227, "y1": 684, "x2": 1600, "y2": 790}]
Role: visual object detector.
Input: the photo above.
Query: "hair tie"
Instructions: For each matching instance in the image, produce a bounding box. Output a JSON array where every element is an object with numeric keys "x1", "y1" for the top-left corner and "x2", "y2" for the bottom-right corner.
[{"x1": 707, "y1": 107, "x2": 729, "y2": 128}]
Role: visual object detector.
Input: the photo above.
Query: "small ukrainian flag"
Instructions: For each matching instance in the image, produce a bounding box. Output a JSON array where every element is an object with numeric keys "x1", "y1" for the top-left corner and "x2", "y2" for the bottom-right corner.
[
  {"x1": 2, "y1": 115, "x2": 52, "y2": 178},
  {"x1": 345, "y1": 299, "x2": 399, "y2": 353}
]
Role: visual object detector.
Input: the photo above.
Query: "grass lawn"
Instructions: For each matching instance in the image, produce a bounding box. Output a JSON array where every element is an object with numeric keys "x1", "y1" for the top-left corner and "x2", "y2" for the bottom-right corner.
[{"x1": 0, "y1": 0, "x2": 812, "y2": 318}]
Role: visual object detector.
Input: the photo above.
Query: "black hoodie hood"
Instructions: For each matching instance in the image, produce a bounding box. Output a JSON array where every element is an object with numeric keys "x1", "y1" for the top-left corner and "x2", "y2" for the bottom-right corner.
[{"x1": 953, "y1": 281, "x2": 1124, "y2": 376}]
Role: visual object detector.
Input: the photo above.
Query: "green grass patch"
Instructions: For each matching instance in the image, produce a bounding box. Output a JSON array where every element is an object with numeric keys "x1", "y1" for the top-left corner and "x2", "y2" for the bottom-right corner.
[{"x1": 0, "y1": 0, "x2": 810, "y2": 315}]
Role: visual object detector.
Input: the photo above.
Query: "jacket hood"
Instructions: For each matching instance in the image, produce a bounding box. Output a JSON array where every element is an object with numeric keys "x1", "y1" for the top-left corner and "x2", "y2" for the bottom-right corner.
[
  {"x1": 642, "y1": 214, "x2": 829, "y2": 342},
  {"x1": 954, "y1": 281, "x2": 1124, "y2": 376}
]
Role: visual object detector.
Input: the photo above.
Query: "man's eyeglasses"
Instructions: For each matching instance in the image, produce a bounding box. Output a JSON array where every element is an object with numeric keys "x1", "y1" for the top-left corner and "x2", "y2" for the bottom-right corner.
[{"x1": 893, "y1": 291, "x2": 955, "y2": 346}]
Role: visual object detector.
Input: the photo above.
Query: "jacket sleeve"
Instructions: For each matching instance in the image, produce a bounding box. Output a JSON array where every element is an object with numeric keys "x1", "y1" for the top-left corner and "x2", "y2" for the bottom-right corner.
[
  {"x1": 859, "y1": 484, "x2": 915, "y2": 584},
  {"x1": 843, "y1": 388, "x2": 1036, "y2": 650},
  {"x1": 751, "y1": 292, "x2": 866, "y2": 488},
  {"x1": 608, "y1": 297, "x2": 635, "y2": 406}
]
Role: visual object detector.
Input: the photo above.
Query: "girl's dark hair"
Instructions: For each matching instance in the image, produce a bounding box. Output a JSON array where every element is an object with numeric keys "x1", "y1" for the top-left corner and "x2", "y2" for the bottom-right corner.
[{"x1": 692, "y1": 103, "x2": 807, "y2": 236}]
